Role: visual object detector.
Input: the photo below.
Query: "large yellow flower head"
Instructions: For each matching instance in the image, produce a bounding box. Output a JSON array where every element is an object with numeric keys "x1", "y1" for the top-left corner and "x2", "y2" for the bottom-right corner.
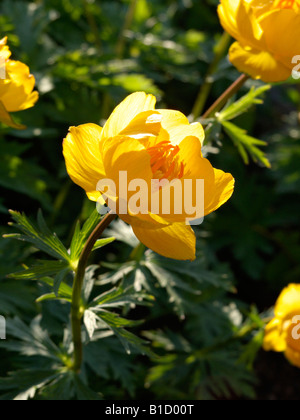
[
  {"x1": 0, "y1": 37, "x2": 39, "y2": 128},
  {"x1": 264, "y1": 284, "x2": 300, "y2": 368},
  {"x1": 63, "y1": 92, "x2": 235, "y2": 261},
  {"x1": 218, "y1": 0, "x2": 300, "y2": 82}
]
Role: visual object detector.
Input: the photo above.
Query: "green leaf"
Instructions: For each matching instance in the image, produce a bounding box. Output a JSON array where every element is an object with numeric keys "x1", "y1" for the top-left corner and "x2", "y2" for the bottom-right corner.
[
  {"x1": 96, "y1": 311, "x2": 154, "y2": 357},
  {"x1": 53, "y1": 268, "x2": 71, "y2": 297},
  {"x1": 105, "y1": 218, "x2": 139, "y2": 248},
  {"x1": 82, "y1": 265, "x2": 98, "y2": 303},
  {"x1": 8, "y1": 260, "x2": 70, "y2": 281},
  {"x1": 221, "y1": 121, "x2": 271, "y2": 168},
  {"x1": 84, "y1": 309, "x2": 98, "y2": 340},
  {"x1": 36, "y1": 293, "x2": 72, "y2": 304},
  {"x1": 0, "y1": 369, "x2": 60, "y2": 401},
  {"x1": 5, "y1": 210, "x2": 70, "y2": 262},
  {"x1": 73, "y1": 375, "x2": 103, "y2": 401},
  {"x1": 69, "y1": 210, "x2": 101, "y2": 261},
  {"x1": 69, "y1": 210, "x2": 115, "y2": 262},
  {"x1": 218, "y1": 85, "x2": 271, "y2": 122},
  {"x1": 90, "y1": 284, "x2": 154, "y2": 309},
  {"x1": 0, "y1": 317, "x2": 62, "y2": 361},
  {"x1": 36, "y1": 276, "x2": 73, "y2": 303},
  {"x1": 92, "y1": 237, "x2": 115, "y2": 252}
]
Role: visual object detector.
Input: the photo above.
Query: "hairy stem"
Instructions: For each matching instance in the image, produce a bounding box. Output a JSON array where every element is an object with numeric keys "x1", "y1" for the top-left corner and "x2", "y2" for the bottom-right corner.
[
  {"x1": 202, "y1": 73, "x2": 249, "y2": 119},
  {"x1": 71, "y1": 212, "x2": 117, "y2": 373}
]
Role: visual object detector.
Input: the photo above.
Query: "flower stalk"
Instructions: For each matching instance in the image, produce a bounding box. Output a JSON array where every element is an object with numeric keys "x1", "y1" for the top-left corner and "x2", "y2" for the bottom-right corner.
[
  {"x1": 71, "y1": 212, "x2": 117, "y2": 373},
  {"x1": 202, "y1": 73, "x2": 249, "y2": 119}
]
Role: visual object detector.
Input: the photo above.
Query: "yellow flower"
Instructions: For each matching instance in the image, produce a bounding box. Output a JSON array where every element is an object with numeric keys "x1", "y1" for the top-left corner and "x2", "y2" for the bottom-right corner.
[
  {"x1": 63, "y1": 92, "x2": 235, "y2": 261},
  {"x1": 218, "y1": 0, "x2": 300, "y2": 82},
  {"x1": 264, "y1": 284, "x2": 300, "y2": 368},
  {"x1": 0, "y1": 37, "x2": 39, "y2": 129}
]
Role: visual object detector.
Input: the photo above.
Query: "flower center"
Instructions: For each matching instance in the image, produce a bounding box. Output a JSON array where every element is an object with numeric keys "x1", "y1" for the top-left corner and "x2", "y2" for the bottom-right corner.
[
  {"x1": 147, "y1": 141, "x2": 185, "y2": 181},
  {"x1": 273, "y1": 0, "x2": 300, "y2": 10}
]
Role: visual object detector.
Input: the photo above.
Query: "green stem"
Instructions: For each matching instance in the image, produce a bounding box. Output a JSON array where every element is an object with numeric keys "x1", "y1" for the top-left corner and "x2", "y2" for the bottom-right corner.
[
  {"x1": 130, "y1": 242, "x2": 146, "y2": 263},
  {"x1": 202, "y1": 73, "x2": 249, "y2": 119},
  {"x1": 71, "y1": 212, "x2": 117, "y2": 373},
  {"x1": 115, "y1": 0, "x2": 138, "y2": 58},
  {"x1": 192, "y1": 32, "x2": 231, "y2": 120},
  {"x1": 83, "y1": 0, "x2": 102, "y2": 53}
]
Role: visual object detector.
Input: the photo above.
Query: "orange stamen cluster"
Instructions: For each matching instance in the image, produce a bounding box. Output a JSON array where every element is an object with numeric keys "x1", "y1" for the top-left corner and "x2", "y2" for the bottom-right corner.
[
  {"x1": 147, "y1": 141, "x2": 185, "y2": 181},
  {"x1": 273, "y1": 0, "x2": 300, "y2": 10}
]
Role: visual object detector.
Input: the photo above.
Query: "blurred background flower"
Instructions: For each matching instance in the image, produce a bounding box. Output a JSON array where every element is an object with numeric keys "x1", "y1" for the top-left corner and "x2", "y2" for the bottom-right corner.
[
  {"x1": 0, "y1": 36, "x2": 38, "y2": 129},
  {"x1": 218, "y1": 0, "x2": 300, "y2": 82}
]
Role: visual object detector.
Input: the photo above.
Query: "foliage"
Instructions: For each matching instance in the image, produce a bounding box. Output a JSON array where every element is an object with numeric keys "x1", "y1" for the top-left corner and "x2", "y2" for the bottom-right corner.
[{"x1": 1, "y1": 0, "x2": 300, "y2": 401}]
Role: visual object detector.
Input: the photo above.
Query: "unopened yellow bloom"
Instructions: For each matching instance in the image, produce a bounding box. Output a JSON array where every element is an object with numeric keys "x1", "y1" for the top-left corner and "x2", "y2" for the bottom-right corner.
[
  {"x1": 63, "y1": 92, "x2": 235, "y2": 261},
  {"x1": 264, "y1": 284, "x2": 300, "y2": 368},
  {"x1": 0, "y1": 37, "x2": 39, "y2": 128},
  {"x1": 218, "y1": 0, "x2": 300, "y2": 82}
]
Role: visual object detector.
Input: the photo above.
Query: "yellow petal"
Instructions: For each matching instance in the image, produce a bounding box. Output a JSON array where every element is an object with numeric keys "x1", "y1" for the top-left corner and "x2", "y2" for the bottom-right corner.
[
  {"x1": 259, "y1": 9, "x2": 300, "y2": 70},
  {"x1": 284, "y1": 317, "x2": 300, "y2": 367},
  {"x1": 263, "y1": 318, "x2": 287, "y2": 352},
  {"x1": 157, "y1": 109, "x2": 205, "y2": 146},
  {"x1": 219, "y1": 0, "x2": 265, "y2": 49},
  {"x1": 0, "y1": 36, "x2": 11, "y2": 60},
  {"x1": 132, "y1": 221, "x2": 196, "y2": 261},
  {"x1": 101, "y1": 92, "x2": 156, "y2": 139},
  {"x1": 101, "y1": 135, "x2": 153, "y2": 187},
  {"x1": 285, "y1": 346, "x2": 300, "y2": 368},
  {"x1": 101, "y1": 135, "x2": 165, "y2": 225},
  {"x1": 274, "y1": 284, "x2": 300, "y2": 319},
  {"x1": 0, "y1": 61, "x2": 39, "y2": 112},
  {"x1": 178, "y1": 137, "x2": 234, "y2": 219},
  {"x1": 0, "y1": 101, "x2": 26, "y2": 129},
  {"x1": 218, "y1": 0, "x2": 243, "y2": 41},
  {"x1": 229, "y1": 41, "x2": 291, "y2": 83},
  {"x1": 120, "y1": 110, "x2": 162, "y2": 139},
  {"x1": 63, "y1": 124, "x2": 105, "y2": 201},
  {"x1": 205, "y1": 169, "x2": 235, "y2": 216}
]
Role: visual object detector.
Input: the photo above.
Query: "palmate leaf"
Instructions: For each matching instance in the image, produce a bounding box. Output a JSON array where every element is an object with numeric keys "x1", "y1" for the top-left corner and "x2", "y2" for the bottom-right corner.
[
  {"x1": 83, "y1": 308, "x2": 155, "y2": 358},
  {"x1": 96, "y1": 311, "x2": 155, "y2": 357},
  {"x1": 0, "y1": 368, "x2": 102, "y2": 401},
  {"x1": 221, "y1": 121, "x2": 271, "y2": 168},
  {"x1": 90, "y1": 283, "x2": 154, "y2": 310},
  {"x1": 98, "y1": 235, "x2": 234, "y2": 318},
  {"x1": 214, "y1": 84, "x2": 271, "y2": 168},
  {"x1": 4, "y1": 210, "x2": 70, "y2": 262},
  {"x1": 0, "y1": 369, "x2": 60, "y2": 401},
  {"x1": 85, "y1": 338, "x2": 138, "y2": 397},
  {"x1": 0, "y1": 316, "x2": 100, "y2": 400},
  {"x1": 4, "y1": 210, "x2": 115, "y2": 304},
  {"x1": 69, "y1": 209, "x2": 115, "y2": 261},
  {"x1": 8, "y1": 260, "x2": 70, "y2": 281}
]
